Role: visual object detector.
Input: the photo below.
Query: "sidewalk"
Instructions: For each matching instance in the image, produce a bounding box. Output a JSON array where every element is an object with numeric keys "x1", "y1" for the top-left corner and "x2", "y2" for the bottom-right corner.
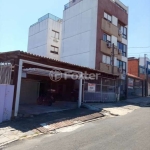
[
  {"x1": 126, "y1": 97, "x2": 150, "y2": 106},
  {"x1": 83, "y1": 97, "x2": 150, "y2": 116},
  {"x1": 0, "y1": 97, "x2": 149, "y2": 147},
  {"x1": 0, "y1": 108, "x2": 103, "y2": 147}
]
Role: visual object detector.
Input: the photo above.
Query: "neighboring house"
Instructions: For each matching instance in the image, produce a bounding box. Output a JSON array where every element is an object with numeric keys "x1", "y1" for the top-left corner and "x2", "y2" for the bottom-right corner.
[
  {"x1": 61, "y1": 0, "x2": 128, "y2": 99},
  {"x1": 27, "y1": 13, "x2": 62, "y2": 60},
  {"x1": 127, "y1": 73, "x2": 144, "y2": 99},
  {"x1": 128, "y1": 57, "x2": 150, "y2": 96}
]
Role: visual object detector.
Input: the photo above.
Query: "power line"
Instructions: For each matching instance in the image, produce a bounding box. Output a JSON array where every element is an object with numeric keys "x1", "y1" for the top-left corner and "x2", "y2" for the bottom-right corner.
[
  {"x1": 129, "y1": 52, "x2": 150, "y2": 54},
  {"x1": 128, "y1": 46, "x2": 150, "y2": 49}
]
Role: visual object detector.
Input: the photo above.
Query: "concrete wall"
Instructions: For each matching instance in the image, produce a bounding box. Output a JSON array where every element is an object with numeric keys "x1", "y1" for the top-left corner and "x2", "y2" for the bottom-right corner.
[
  {"x1": 28, "y1": 19, "x2": 48, "y2": 57},
  {"x1": 61, "y1": 0, "x2": 98, "y2": 68},
  {"x1": 28, "y1": 18, "x2": 62, "y2": 60},
  {"x1": 47, "y1": 19, "x2": 62, "y2": 60}
]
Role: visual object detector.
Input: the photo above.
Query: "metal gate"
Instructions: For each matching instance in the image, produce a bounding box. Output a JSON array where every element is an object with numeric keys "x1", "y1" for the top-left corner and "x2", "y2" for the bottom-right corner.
[
  {"x1": 0, "y1": 62, "x2": 12, "y2": 84},
  {"x1": 83, "y1": 78, "x2": 116, "y2": 103}
]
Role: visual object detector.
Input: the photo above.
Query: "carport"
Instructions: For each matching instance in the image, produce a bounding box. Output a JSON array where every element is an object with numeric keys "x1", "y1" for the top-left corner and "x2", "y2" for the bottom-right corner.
[
  {"x1": 0, "y1": 51, "x2": 119, "y2": 118},
  {"x1": 15, "y1": 59, "x2": 83, "y2": 116}
]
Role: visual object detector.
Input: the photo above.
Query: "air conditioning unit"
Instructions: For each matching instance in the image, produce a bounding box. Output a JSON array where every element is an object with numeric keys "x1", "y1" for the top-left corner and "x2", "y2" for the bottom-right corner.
[
  {"x1": 118, "y1": 30, "x2": 122, "y2": 35},
  {"x1": 107, "y1": 42, "x2": 112, "y2": 48},
  {"x1": 118, "y1": 68, "x2": 122, "y2": 73},
  {"x1": 118, "y1": 49, "x2": 122, "y2": 54}
]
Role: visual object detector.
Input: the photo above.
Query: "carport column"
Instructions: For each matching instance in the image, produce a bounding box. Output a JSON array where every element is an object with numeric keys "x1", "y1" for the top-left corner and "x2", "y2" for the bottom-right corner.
[
  {"x1": 78, "y1": 73, "x2": 83, "y2": 108},
  {"x1": 14, "y1": 59, "x2": 23, "y2": 117}
]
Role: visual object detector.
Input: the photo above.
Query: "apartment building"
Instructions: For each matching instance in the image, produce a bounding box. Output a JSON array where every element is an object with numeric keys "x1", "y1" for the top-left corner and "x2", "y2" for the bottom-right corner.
[
  {"x1": 28, "y1": 13, "x2": 62, "y2": 60},
  {"x1": 61, "y1": 0, "x2": 128, "y2": 99},
  {"x1": 128, "y1": 57, "x2": 150, "y2": 96}
]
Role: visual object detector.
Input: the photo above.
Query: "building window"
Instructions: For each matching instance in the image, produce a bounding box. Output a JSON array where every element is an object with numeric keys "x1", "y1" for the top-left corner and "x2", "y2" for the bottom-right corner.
[
  {"x1": 139, "y1": 67, "x2": 145, "y2": 74},
  {"x1": 104, "y1": 12, "x2": 112, "y2": 22},
  {"x1": 102, "y1": 54, "x2": 111, "y2": 65},
  {"x1": 117, "y1": 60, "x2": 126, "y2": 74},
  {"x1": 52, "y1": 30, "x2": 59, "y2": 39},
  {"x1": 103, "y1": 33, "x2": 111, "y2": 43},
  {"x1": 50, "y1": 45, "x2": 59, "y2": 54},
  {"x1": 118, "y1": 23, "x2": 127, "y2": 39},
  {"x1": 117, "y1": 41, "x2": 127, "y2": 57}
]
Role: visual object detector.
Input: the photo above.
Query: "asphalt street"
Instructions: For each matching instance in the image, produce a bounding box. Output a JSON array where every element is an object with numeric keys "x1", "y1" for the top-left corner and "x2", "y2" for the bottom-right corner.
[{"x1": 3, "y1": 107, "x2": 150, "y2": 150}]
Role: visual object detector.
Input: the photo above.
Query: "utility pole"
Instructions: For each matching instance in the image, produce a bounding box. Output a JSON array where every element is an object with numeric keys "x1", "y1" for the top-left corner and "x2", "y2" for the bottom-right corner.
[
  {"x1": 144, "y1": 54, "x2": 148, "y2": 96},
  {"x1": 112, "y1": 43, "x2": 115, "y2": 74}
]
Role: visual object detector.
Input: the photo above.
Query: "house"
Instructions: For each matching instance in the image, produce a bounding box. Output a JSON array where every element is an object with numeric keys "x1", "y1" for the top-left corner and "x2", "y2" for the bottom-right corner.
[
  {"x1": 128, "y1": 57, "x2": 150, "y2": 96},
  {"x1": 0, "y1": 51, "x2": 118, "y2": 117}
]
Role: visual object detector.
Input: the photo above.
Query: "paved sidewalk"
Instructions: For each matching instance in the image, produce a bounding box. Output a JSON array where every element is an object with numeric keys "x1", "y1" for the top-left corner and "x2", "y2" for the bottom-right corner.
[
  {"x1": 83, "y1": 97, "x2": 150, "y2": 116},
  {"x1": 0, "y1": 108, "x2": 103, "y2": 147},
  {"x1": 126, "y1": 97, "x2": 150, "y2": 106},
  {"x1": 0, "y1": 97, "x2": 149, "y2": 147}
]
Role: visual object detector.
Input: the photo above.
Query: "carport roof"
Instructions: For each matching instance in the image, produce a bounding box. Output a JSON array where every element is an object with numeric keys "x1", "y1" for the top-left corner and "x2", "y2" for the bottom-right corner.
[{"x1": 0, "y1": 50, "x2": 119, "y2": 78}]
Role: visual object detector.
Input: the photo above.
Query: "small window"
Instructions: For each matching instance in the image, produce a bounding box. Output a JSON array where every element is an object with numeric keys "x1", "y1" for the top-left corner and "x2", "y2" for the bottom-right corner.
[
  {"x1": 102, "y1": 54, "x2": 111, "y2": 65},
  {"x1": 104, "y1": 12, "x2": 112, "y2": 22},
  {"x1": 52, "y1": 30, "x2": 59, "y2": 39},
  {"x1": 103, "y1": 33, "x2": 111, "y2": 43},
  {"x1": 50, "y1": 45, "x2": 59, "y2": 54}
]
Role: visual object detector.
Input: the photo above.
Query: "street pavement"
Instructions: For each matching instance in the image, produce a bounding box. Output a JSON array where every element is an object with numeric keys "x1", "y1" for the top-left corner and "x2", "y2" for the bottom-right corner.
[{"x1": 2, "y1": 106, "x2": 150, "y2": 150}]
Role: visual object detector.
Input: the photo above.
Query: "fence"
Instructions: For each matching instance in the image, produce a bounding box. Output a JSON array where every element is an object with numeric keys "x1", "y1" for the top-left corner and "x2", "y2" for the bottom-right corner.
[
  {"x1": 83, "y1": 78, "x2": 116, "y2": 103},
  {"x1": 0, "y1": 62, "x2": 12, "y2": 84},
  {"x1": 64, "y1": 0, "x2": 83, "y2": 10}
]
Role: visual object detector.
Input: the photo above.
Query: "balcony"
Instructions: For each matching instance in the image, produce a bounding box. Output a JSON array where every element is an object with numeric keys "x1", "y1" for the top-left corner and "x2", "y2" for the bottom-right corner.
[
  {"x1": 101, "y1": 40, "x2": 118, "y2": 56},
  {"x1": 38, "y1": 13, "x2": 62, "y2": 22},
  {"x1": 64, "y1": 0, "x2": 83, "y2": 10},
  {"x1": 101, "y1": 18, "x2": 118, "y2": 37},
  {"x1": 100, "y1": 63, "x2": 119, "y2": 75},
  {"x1": 100, "y1": 63, "x2": 112, "y2": 74}
]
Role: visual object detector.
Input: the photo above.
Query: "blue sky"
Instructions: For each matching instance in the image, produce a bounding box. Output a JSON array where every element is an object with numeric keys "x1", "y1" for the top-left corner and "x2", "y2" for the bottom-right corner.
[{"x1": 0, "y1": 0, "x2": 150, "y2": 58}]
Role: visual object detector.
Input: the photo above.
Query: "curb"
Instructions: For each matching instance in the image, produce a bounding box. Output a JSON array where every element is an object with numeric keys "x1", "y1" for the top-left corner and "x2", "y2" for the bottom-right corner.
[{"x1": 0, "y1": 139, "x2": 18, "y2": 148}]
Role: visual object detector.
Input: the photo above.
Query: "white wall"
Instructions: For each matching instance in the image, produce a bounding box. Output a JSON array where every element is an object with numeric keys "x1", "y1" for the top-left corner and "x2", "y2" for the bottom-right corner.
[
  {"x1": 139, "y1": 57, "x2": 150, "y2": 67},
  {"x1": 27, "y1": 18, "x2": 62, "y2": 60},
  {"x1": 47, "y1": 19, "x2": 62, "y2": 60},
  {"x1": 28, "y1": 19, "x2": 48, "y2": 57},
  {"x1": 61, "y1": 0, "x2": 98, "y2": 68}
]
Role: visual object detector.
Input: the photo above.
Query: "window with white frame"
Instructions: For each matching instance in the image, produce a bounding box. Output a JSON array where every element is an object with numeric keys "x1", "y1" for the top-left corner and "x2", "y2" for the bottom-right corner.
[
  {"x1": 103, "y1": 33, "x2": 111, "y2": 43},
  {"x1": 102, "y1": 54, "x2": 111, "y2": 65},
  {"x1": 104, "y1": 12, "x2": 112, "y2": 22},
  {"x1": 52, "y1": 30, "x2": 59, "y2": 39},
  {"x1": 50, "y1": 45, "x2": 59, "y2": 54}
]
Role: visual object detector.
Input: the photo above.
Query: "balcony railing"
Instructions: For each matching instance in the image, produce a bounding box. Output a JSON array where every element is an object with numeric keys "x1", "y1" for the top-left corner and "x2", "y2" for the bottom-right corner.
[
  {"x1": 64, "y1": 0, "x2": 83, "y2": 10},
  {"x1": 38, "y1": 13, "x2": 62, "y2": 22}
]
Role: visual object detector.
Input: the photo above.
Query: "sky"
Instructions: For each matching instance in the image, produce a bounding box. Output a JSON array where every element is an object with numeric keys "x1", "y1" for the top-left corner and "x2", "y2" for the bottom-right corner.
[{"x1": 0, "y1": 0, "x2": 150, "y2": 58}]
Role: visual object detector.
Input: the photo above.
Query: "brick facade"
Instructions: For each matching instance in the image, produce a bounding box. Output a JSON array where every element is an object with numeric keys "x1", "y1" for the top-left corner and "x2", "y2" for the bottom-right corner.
[{"x1": 128, "y1": 59, "x2": 139, "y2": 77}]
